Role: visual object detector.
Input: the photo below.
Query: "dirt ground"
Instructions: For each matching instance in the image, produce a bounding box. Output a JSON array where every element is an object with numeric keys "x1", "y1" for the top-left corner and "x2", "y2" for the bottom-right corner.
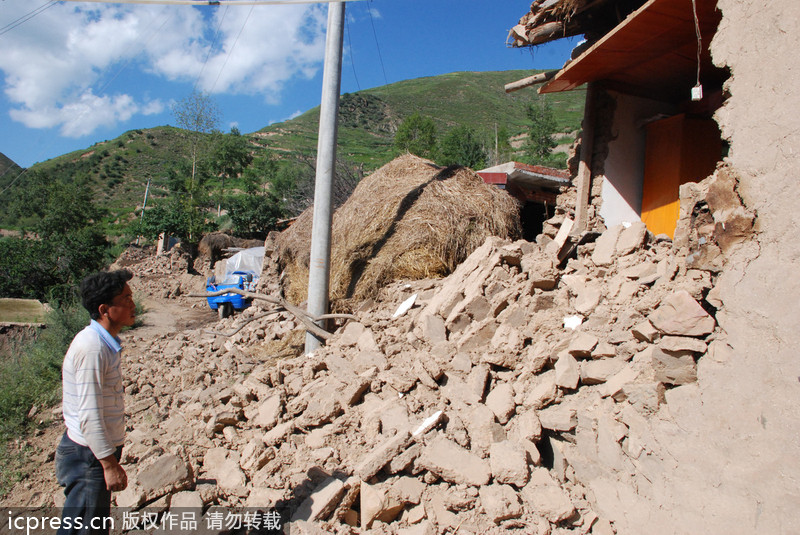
[{"x1": 0, "y1": 291, "x2": 218, "y2": 508}]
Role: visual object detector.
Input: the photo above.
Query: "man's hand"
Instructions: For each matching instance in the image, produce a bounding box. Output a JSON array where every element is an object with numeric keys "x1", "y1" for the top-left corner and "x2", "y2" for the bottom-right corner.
[{"x1": 99, "y1": 455, "x2": 128, "y2": 492}]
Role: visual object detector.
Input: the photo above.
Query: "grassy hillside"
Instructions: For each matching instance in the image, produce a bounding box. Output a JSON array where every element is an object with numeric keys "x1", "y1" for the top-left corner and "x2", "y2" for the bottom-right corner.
[
  {"x1": 1, "y1": 70, "x2": 584, "y2": 229},
  {"x1": 255, "y1": 70, "x2": 585, "y2": 168},
  {"x1": 0, "y1": 153, "x2": 23, "y2": 188}
]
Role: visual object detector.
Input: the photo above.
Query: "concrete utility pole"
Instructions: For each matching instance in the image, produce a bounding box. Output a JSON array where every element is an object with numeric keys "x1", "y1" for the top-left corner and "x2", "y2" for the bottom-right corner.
[{"x1": 305, "y1": 2, "x2": 345, "y2": 354}]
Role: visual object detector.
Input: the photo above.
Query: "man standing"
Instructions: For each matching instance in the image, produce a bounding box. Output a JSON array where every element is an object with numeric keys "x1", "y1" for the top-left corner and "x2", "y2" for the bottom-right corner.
[{"x1": 56, "y1": 270, "x2": 135, "y2": 535}]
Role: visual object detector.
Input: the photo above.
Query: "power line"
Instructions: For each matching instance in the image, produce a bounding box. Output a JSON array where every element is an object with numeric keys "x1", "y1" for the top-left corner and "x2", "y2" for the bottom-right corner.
[
  {"x1": 194, "y1": 4, "x2": 230, "y2": 92},
  {"x1": 345, "y1": 12, "x2": 360, "y2": 90},
  {"x1": 210, "y1": 3, "x2": 255, "y2": 92},
  {"x1": 0, "y1": 1, "x2": 57, "y2": 38},
  {"x1": 366, "y1": 0, "x2": 387, "y2": 85}
]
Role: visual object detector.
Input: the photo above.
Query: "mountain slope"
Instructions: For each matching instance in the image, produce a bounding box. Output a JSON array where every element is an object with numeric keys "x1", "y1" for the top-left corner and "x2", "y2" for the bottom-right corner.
[
  {"x1": 1, "y1": 70, "x2": 584, "y2": 229},
  {"x1": 254, "y1": 70, "x2": 585, "y2": 168}
]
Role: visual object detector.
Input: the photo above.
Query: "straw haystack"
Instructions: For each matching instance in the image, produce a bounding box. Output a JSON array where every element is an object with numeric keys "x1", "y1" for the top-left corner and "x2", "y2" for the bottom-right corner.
[{"x1": 277, "y1": 154, "x2": 521, "y2": 309}]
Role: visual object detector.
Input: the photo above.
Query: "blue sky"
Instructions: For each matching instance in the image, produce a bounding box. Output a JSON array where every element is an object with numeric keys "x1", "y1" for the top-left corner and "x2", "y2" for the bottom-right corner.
[{"x1": 0, "y1": 1, "x2": 576, "y2": 169}]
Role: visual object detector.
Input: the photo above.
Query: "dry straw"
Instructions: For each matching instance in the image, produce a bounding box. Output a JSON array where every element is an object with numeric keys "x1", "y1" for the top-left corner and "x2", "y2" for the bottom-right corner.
[{"x1": 277, "y1": 154, "x2": 521, "y2": 310}]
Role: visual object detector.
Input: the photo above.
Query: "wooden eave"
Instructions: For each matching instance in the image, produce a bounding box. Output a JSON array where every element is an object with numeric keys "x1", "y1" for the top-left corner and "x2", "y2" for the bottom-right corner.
[{"x1": 539, "y1": 0, "x2": 727, "y2": 102}]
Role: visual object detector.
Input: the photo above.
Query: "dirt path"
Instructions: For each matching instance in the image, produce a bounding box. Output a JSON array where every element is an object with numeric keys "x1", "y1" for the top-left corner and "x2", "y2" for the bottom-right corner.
[{"x1": 0, "y1": 293, "x2": 217, "y2": 508}]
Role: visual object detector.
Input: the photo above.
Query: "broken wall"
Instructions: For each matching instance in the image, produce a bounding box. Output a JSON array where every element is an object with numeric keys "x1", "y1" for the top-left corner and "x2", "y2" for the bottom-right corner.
[{"x1": 603, "y1": 1, "x2": 800, "y2": 532}]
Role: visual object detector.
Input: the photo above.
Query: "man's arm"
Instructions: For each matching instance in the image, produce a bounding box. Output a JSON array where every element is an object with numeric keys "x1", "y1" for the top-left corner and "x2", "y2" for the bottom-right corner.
[{"x1": 99, "y1": 455, "x2": 127, "y2": 492}]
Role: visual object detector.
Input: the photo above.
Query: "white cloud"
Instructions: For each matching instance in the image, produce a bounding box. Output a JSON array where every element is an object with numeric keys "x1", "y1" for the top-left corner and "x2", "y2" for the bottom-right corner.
[{"x1": 0, "y1": 2, "x2": 327, "y2": 136}]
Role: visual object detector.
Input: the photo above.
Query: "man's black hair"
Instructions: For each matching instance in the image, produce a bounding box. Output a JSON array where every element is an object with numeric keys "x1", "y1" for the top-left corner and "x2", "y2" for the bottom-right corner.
[{"x1": 80, "y1": 270, "x2": 133, "y2": 320}]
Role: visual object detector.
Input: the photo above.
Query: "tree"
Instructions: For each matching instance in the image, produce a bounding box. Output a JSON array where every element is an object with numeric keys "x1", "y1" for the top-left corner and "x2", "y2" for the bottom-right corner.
[
  {"x1": 171, "y1": 91, "x2": 220, "y2": 241},
  {"x1": 525, "y1": 100, "x2": 558, "y2": 164},
  {"x1": 226, "y1": 193, "x2": 282, "y2": 240},
  {"x1": 212, "y1": 127, "x2": 253, "y2": 215},
  {"x1": 394, "y1": 113, "x2": 438, "y2": 159},
  {"x1": 438, "y1": 126, "x2": 488, "y2": 169},
  {"x1": 0, "y1": 179, "x2": 110, "y2": 302}
]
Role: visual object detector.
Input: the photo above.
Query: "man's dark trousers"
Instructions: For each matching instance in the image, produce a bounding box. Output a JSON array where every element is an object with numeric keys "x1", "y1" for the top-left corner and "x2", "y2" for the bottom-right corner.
[{"x1": 55, "y1": 432, "x2": 122, "y2": 535}]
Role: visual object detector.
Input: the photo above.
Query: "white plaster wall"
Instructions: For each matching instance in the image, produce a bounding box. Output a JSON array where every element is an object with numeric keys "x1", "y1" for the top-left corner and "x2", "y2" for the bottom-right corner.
[{"x1": 599, "y1": 92, "x2": 676, "y2": 228}]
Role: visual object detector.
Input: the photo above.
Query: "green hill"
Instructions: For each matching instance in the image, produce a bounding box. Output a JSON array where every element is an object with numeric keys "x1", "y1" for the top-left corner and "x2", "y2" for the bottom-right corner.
[
  {"x1": 1, "y1": 70, "x2": 584, "y2": 229},
  {"x1": 254, "y1": 70, "x2": 585, "y2": 167},
  {"x1": 0, "y1": 153, "x2": 23, "y2": 187}
]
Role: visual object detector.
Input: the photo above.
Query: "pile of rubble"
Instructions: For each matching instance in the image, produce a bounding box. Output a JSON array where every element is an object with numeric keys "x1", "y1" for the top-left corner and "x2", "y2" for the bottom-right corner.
[
  {"x1": 112, "y1": 245, "x2": 207, "y2": 302},
  {"x1": 103, "y1": 206, "x2": 724, "y2": 534}
]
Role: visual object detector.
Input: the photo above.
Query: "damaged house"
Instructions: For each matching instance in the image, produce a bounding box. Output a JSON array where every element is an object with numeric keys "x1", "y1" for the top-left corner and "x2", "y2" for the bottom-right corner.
[{"x1": 507, "y1": 0, "x2": 800, "y2": 532}]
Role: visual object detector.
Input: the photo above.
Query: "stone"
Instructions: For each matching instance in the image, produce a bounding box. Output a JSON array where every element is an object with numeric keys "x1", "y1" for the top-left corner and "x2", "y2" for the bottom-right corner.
[
  {"x1": 591, "y1": 342, "x2": 617, "y2": 359},
  {"x1": 457, "y1": 321, "x2": 498, "y2": 353},
  {"x1": 620, "y1": 260, "x2": 658, "y2": 281},
  {"x1": 615, "y1": 221, "x2": 648, "y2": 256},
  {"x1": 482, "y1": 349, "x2": 523, "y2": 369},
  {"x1": 357, "y1": 329, "x2": 381, "y2": 353},
  {"x1": 574, "y1": 285, "x2": 602, "y2": 315},
  {"x1": 537, "y1": 405, "x2": 577, "y2": 432},
  {"x1": 216, "y1": 458, "x2": 247, "y2": 491},
  {"x1": 591, "y1": 224, "x2": 624, "y2": 266},
  {"x1": 245, "y1": 487, "x2": 285, "y2": 508},
  {"x1": 648, "y1": 347, "x2": 697, "y2": 385},
  {"x1": 600, "y1": 365, "x2": 639, "y2": 401},
  {"x1": 524, "y1": 372, "x2": 559, "y2": 410},
  {"x1": 169, "y1": 490, "x2": 203, "y2": 509},
  {"x1": 658, "y1": 336, "x2": 708, "y2": 354},
  {"x1": 515, "y1": 410, "x2": 543, "y2": 443},
  {"x1": 465, "y1": 364, "x2": 490, "y2": 404},
  {"x1": 489, "y1": 441, "x2": 529, "y2": 487},
  {"x1": 479, "y1": 484, "x2": 523, "y2": 524},
  {"x1": 240, "y1": 438, "x2": 272, "y2": 474},
  {"x1": 360, "y1": 482, "x2": 404, "y2": 529},
  {"x1": 253, "y1": 394, "x2": 282, "y2": 430},
  {"x1": 417, "y1": 436, "x2": 491, "y2": 486},
  {"x1": 291, "y1": 477, "x2": 347, "y2": 522},
  {"x1": 136, "y1": 454, "x2": 193, "y2": 502},
  {"x1": 521, "y1": 468, "x2": 575, "y2": 523},
  {"x1": 554, "y1": 353, "x2": 580, "y2": 390},
  {"x1": 568, "y1": 332, "x2": 599, "y2": 357},
  {"x1": 463, "y1": 295, "x2": 491, "y2": 322},
  {"x1": 420, "y1": 314, "x2": 447, "y2": 346},
  {"x1": 466, "y1": 403, "x2": 507, "y2": 455},
  {"x1": 581, "y1": 358, "x2": 625, "y2": 385},
  {"x1": 485, "y1": 383, "x2": 516, "y2": 424},
  {"x1": 631, "y1": 320, "x2": 659, "y2": 342},
  {"x1": 337, "y1": 322, "x2": 366, "y2": 347},
  {"x1": 262, "y1": 421, "x2": 295, "y2": 447},
  {"x1": 648, "y1": 290, "x2": 716, "y2": 336},
  {"x1": 392, "y1": 477, "x2": 426, "y2": 505},
  {"x1": 490, "y1": 324, "x2": 525, "y2": 354},
  {"x1": 388, "y1": 443, "x2": 423, "y2": 474},
  {"x1": 623, "y1": 382, "x2": 666, "y2": 414},
  {"x1": 354, "y1": 431, "x2": 411, "y2": 481},
  {"x1": 297, "y1": 385, "x2": 342, "y2": 428}
]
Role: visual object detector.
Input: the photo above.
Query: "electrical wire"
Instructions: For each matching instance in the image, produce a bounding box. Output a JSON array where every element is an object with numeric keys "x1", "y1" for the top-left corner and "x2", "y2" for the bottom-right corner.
[
  {"x1": 0, "y1": 1, "x2": 57, "y2": 38},
  {"x1": 366, "y1": 0, "x2": 387, "y2": 85},
  {"x1": 345, "y1": 12, "x2": 361, "y2": 90},
  {"x1": 691, "y1": 0, "x2": 702, "y2": 86},
  {"x1": 210, "y1": 3, "x2": 254, "y2": 92},
  {"x1": 194, "y1": 4, "x2": 230, "y2": 92}
]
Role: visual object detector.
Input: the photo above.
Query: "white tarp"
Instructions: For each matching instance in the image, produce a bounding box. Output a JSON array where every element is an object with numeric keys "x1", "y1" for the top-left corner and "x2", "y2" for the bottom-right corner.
[{"x1": 225, "y1": 247, "x2": 264, "y2": 276}]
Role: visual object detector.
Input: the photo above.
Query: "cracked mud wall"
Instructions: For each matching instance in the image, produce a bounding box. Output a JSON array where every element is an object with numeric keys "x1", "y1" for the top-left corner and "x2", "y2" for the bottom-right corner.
[{"x1": 620, "y1": 1, "x2": 800, "y2": 532}]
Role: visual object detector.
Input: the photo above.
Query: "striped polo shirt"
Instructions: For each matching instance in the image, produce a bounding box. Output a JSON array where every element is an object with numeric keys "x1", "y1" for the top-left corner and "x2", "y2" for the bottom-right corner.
[{"x1": 61, "y1": 320, "x2": 125, "y2": 459}]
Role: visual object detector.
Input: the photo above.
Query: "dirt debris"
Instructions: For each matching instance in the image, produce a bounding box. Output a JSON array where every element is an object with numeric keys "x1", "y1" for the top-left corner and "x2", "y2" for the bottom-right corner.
[{"x1": 4, "y1": 165, "x2": 750, "y2": 535}]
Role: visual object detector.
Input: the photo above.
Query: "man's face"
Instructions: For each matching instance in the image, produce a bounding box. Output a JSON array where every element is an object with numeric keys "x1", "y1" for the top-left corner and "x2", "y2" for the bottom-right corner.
[{"x1": 106, "y1": 283, "x2": 136, "y2": 329}]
